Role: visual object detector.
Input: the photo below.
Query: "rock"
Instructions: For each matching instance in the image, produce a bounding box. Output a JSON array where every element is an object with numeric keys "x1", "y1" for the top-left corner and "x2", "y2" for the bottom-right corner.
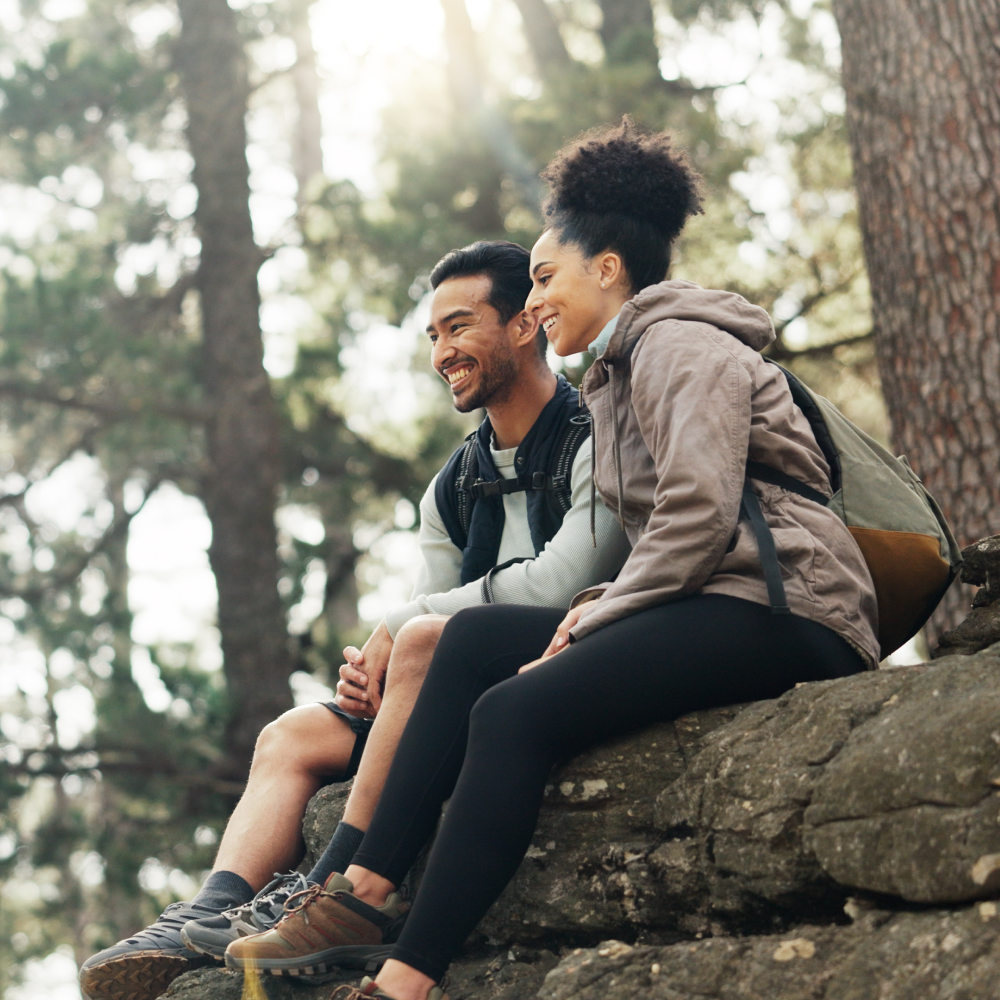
[
  {"x1": 303, "y1": 645, "x2": 1000, "y2": 940},
  {"x1": 537, "y1": 902, "x2": 1000, "y2": 999},
  {"x1": 165, "y1": 947, "x2": 559, "y2": 1000},
  {"x1": 934, "y1": 534, "x2": 1000, "y2": 657},
  {"x1": 475, "y1": 708, "x2": 739, "y2": 946},
  {"x1": 960, "y1": 533, "x2": 1000, "y2": 603},
  {"x1": 650, "y1": 668, "x2": 911, "y2": 927},
  {"x1": 302, "y1": 708, "x2": 742, "y2": 945},
  {"x1": 302, "y1": 779, "x2": 352, "y2": 871},
  {"x1": 934, "y1": 606, "x2": 1000, "y2": 657},
  {"x1": 804, "y1": 645, "x2": 1000, "y2": 902}
]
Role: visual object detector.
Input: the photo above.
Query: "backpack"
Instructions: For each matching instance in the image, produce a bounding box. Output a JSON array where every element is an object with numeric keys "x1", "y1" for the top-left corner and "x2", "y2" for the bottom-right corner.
[{"x1": 741, "y1": 362, "x2": 962, "y2": 658}]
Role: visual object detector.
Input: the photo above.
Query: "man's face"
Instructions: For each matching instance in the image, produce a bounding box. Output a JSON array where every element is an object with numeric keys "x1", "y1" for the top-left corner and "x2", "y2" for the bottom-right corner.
[{"x1": 426, "y1": 274, "x2": 518, "y2": 413}]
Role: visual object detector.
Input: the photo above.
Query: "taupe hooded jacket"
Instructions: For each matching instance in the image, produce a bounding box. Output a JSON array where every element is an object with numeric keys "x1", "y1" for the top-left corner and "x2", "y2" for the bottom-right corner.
[{"x1": 569, "y1": 280, "x2": 880, "y2": 668}]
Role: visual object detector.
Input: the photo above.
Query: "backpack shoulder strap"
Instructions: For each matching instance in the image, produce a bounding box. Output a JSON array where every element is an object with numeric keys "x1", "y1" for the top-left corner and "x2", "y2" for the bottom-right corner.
[
  {"x1": 547, "y1": 410, "x2": 592, "y2": 515},
  {"x1": 434, "y1": 432, "x2": 479, "y2": 552}
]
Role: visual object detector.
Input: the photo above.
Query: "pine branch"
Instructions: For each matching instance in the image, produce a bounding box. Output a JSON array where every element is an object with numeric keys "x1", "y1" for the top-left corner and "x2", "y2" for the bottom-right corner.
[{"x1": 0, "y1": 380, "x2": 212, "y2": 423}]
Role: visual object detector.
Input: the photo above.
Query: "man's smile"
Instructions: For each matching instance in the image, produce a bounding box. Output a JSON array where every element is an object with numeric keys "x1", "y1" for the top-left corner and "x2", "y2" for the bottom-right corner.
[{"x1": 443, "y1": 363, "x2": 475, "y2": 390}]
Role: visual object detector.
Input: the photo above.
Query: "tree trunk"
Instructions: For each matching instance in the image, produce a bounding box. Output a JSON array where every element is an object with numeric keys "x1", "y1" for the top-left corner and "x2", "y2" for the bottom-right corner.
[
  {"x1": 832, "y1": 0, "x2": 1000, "y2": 635},
  {"x1": 288, "y1": 0, "x2": 324, "y2": 207},
  {"x1": 438, "y1": 0, "x2": 543, "y2": 209},
  {"x1": 175, "y1": 0, "x2": 292, "y2": 776},
  {"x1": 598, "y1": 0, "x2": 658, "y2": 66},
  {"x1": 510, "y1": 0, "x2": 572, "y2": 80}
]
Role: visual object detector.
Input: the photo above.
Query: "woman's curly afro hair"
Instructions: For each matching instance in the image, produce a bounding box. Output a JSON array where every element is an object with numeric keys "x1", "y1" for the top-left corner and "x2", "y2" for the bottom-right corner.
[{"x1": 541, "y1": 116, "x2": 703, "y2": 291}]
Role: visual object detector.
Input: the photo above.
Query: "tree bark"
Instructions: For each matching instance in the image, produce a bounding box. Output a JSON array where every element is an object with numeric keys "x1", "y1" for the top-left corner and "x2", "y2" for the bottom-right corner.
[
  {"x1": 175, "y1": 0, "x2": 292, "y2": 776},
  {"x1": 598, "y1": 0, "x2": 658, "y2": 66},
  {"x1": 510, "y1": 0, "x2": 572, "y2": 80},
  {"x1": 288, "y1": 0, "x2": 324, "y2": 207},
  {"x1": 832, "y1": 0, "x2": 1000, "y2": 633}
]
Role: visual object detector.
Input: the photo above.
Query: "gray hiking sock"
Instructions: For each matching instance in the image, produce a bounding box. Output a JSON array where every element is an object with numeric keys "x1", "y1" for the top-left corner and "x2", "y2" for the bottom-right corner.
[
  {"x1": 306, "y1": 821, "x2": 366, "y2": 886},
  {"x1": 191, "y1": 870, "x2": 254, "y2": 912}
]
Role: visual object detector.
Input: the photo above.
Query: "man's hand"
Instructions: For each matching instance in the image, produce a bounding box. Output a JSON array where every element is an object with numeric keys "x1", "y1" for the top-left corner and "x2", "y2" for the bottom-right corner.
[
  {"x1": 335, "y1": 621, "x2": 394, "y2": 718},
  {"x1": 518, "y1": 604, "x2": 587, "y2": 674}
]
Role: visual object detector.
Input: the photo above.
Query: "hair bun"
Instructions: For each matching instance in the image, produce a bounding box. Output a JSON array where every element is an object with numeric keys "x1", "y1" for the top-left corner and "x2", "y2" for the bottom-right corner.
[{"x1": 542, "y1": 117, "x2": 702, "y2": 243}]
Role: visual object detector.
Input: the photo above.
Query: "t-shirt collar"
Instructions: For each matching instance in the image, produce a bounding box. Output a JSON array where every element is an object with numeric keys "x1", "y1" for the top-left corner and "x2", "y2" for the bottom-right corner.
[{"x1": 588, "y1": 311, "x2": 620, "y2": 359}]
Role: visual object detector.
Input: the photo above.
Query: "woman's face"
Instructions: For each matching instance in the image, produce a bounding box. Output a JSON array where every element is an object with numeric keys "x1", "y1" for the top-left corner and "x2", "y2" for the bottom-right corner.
[{"x1": 526, "y1": 229, "x2": 629, "y2": 357}]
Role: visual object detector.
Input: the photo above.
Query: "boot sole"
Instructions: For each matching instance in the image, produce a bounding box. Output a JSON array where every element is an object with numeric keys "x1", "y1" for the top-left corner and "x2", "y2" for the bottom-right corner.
[
  {"x1": 79, "y1": 952, "x2": 192, "y2": 1000},
  {"x1": 225, "y1": 943, "x2": 393, "y2": 976}
]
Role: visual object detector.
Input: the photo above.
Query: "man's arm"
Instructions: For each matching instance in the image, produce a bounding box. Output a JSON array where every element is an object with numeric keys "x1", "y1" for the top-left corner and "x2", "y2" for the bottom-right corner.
[{"x1": 387, "y1": 445, "x2": 631, "y2": 626}]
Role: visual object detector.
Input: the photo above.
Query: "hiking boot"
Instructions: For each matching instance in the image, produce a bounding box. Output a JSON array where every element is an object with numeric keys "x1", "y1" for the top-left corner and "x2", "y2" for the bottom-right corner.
[
  {"x1": 330, "y1": 976, "x2": 448, "y2": 1000},
  {"x1": 180, "y1": 871, "x2": 310, "y2": 959},
  {"x1": 224, "y1": 872, "x2": 408, "y2": 975},
  {"x1": 78, "y1": 901, "x2": 215, "y2": 1000}
]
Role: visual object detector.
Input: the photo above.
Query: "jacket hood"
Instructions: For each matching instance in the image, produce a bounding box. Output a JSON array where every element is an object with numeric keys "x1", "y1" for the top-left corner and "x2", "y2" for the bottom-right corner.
[{"x1": 604, "y1": 279, "x2": 775, "y2": 360}]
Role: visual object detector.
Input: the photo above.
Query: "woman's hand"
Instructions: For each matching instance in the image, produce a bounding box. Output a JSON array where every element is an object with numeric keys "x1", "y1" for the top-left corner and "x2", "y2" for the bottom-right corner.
[{"x1": 518, "y1": 604, "x2": 588, "y2": 673}]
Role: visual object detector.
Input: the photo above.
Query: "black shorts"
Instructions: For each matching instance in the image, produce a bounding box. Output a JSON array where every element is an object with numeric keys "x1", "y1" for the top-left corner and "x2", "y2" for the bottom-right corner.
[{"x1": 323, "y1": 701, "x2": 374, "y2": 781}]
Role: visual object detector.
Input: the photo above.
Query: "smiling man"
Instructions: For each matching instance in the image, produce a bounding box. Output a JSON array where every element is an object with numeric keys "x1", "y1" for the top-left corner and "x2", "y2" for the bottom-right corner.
[{"x1": 79, "y1": 241, "x2": 630, "y2": 1000}]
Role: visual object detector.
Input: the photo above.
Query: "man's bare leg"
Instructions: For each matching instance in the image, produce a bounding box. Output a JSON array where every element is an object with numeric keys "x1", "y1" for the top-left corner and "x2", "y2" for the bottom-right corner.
[
  {"x1": 340, "y1": 615, "x2": 448, "y2": 832},
  {"x1": 213, "y1": 704, "x2": 356, "y2": 891}
]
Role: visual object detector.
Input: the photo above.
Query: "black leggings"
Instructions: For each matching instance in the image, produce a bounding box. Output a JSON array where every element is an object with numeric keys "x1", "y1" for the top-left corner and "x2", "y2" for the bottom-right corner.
[{"x1": 351, "y1": 595, "x2": 864, "y2": 981}]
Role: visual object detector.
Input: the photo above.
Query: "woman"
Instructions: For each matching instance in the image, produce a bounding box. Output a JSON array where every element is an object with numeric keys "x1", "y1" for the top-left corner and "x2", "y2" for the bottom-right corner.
[{"x1": 229, "y1": 120, "x2": 879, "y2": 1000}]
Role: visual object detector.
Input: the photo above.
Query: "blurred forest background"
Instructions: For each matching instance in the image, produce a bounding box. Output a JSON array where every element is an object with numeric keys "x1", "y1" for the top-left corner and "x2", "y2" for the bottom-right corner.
[{"x1": 0, "y1": 0, "x2": 997, "y2": 995}]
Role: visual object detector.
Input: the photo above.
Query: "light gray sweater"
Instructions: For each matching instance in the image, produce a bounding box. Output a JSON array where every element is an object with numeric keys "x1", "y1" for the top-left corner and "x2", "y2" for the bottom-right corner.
[{"x1": 384, "y1": 442, "x2": 631, "y2": 638}]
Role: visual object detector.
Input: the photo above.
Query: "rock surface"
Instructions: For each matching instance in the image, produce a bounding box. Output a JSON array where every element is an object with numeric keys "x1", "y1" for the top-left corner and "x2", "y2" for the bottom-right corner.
[
  {"x1": 537, "y1": 901, "x2": 1000, "y2": 999},
  {"x1": 164, "y1": 947, "x2": 559, "y2": 1000},
  {"x1": 934, "y1": 534, "x2": 1000, "y2": 656},
  {"x1": 301, "y1": 647, "x2": 1000, "y2": 943},
  {"x1": 168, "y1": 558, "x2": 1000, "y2": 1000}
]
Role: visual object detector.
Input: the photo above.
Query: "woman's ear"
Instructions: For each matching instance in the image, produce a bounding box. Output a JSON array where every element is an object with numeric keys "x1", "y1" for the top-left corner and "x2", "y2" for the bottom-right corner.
[{"x1": 597, "y1": 251, "x2": 625, "y2": 291}]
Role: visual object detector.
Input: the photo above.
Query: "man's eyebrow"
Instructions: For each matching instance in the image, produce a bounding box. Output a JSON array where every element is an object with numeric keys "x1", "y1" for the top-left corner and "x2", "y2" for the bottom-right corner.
[
  {"x1": 426, "y1": 307, "x2": 476, "y2": 332},
  {"x1": 531, "y1": 261, "x2": 553, "y2": 276}
]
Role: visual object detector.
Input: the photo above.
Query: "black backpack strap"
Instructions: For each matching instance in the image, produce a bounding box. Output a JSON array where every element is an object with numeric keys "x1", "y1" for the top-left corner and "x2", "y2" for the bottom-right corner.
[
  {"x1": 454, "y1": 433, "x2": 479, "y2": 536},
  {"x1": 434, "y1": 432, "x2": 480, "y2": 553},
  {"x1": 739, "y1": 478, "x2": 791, "y2": 616},
  {"x1": 741, "y1": 464, "x2": 830, "y2": 616},
  {"x1": 462, "y1": 471, "x2": 571, "y2": 501},
  {"x1": 548, "y1": 411, "x2": 591, "y2": 515},
  {"x1": 746, "y1": 461, "x2": 829, "y2": 506},
  {"x1": 481, "y1": 556, "x2": 532, "y2": 604}
]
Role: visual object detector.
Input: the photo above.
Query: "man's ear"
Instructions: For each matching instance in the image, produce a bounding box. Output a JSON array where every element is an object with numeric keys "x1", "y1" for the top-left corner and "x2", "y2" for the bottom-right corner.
[{"x1": 511, "y1": 309, "x2": 540, "y2": 349}]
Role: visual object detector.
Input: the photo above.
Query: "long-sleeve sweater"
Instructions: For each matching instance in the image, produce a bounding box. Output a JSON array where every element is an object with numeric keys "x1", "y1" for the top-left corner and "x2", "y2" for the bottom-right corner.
[{"x1": 384, "y1": 440, "x2": 631, "y2": 638}]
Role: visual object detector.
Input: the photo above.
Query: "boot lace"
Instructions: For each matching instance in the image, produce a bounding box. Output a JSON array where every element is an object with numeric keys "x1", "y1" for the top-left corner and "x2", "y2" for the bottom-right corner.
[{"x1": 283, "y1": 882, "x2": 331, "y2": 924}]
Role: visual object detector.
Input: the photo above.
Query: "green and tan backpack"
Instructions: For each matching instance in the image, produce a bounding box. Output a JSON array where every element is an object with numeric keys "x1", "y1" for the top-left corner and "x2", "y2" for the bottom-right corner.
[{"x1": 741, "y1": 361, "x2": 962, "y2": 659}]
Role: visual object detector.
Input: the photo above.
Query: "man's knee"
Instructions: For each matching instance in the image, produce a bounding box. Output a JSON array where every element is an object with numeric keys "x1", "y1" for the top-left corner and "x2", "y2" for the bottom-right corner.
[
  {"x1": 251, "y1": 704, "x2": 348, "y2": 770},
  {"x1": 389, "y1": 614, "x2": 448, "y2": 682}
]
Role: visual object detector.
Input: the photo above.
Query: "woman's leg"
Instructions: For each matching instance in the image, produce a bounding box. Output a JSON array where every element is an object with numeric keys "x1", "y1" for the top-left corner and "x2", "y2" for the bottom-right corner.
[
  {"x1": 347, "y1": 604, "x2": 566, "y2": 890},
  {"x1": 381, "y1": 594, "x2": 863, "y2": 988}
]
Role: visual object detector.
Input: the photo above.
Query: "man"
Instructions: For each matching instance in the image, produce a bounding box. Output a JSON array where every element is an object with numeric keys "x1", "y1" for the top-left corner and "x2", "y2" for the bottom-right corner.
[{"x1": 79, "y1": 241, "x2": 629, "y2": 1000}]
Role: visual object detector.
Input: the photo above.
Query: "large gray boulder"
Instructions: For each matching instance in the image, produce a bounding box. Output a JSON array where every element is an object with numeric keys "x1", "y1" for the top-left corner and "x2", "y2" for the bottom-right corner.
[
  {"x1": 301, "y1": 645, "x2": 1000, "y2": 946},
  {"x1": 537, "y1": 901, "x2": 1000, "y2": 999},
  {"x1": 804, "y1": 645, "x2": 1000, "y2": 901},
  {"x1": 166, "y1": 557, "x2": 1000, "y2": 999}
]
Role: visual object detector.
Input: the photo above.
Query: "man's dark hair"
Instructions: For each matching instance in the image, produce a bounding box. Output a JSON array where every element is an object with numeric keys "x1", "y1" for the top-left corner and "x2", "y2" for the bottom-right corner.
[{"x1": 429, "y1": 241, "x2": 545, "y2": 357}]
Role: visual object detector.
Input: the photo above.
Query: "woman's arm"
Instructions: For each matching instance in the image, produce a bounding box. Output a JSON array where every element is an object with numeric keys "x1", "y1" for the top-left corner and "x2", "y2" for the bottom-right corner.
[{"x1": 570, "y1": 320, "x2": 753, "y2": 641}]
